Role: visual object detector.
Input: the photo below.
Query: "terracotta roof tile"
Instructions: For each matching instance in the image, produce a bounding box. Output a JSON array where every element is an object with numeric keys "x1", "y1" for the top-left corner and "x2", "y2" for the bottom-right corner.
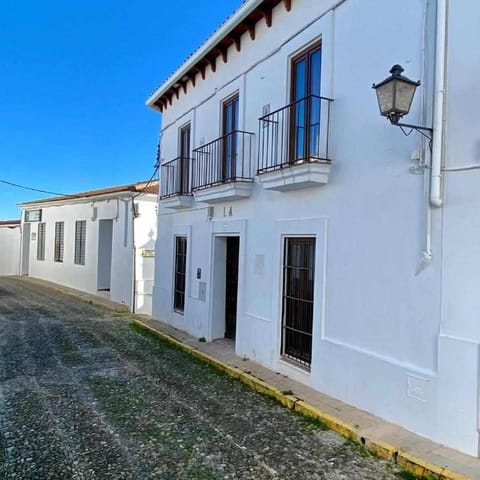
[
  {"x1": 19, "y1": 180, "x2": 158, "y2": 206},
  {"x1": 0, "y1": 220, "x2": 21, "y2": 226}
]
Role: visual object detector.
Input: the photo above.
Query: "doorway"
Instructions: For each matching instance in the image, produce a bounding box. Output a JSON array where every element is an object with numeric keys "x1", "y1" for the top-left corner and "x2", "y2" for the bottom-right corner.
[
  {"x1": 21, "y1": 223, "x2": 30, "y2": 276},
  {"x1": 224, "y1": 236, "x2": 239, "y2": 339},
  {"x1": 211, "y1": 236, "x2": 240, "y2": 341},
  {"x1": 97, "y1": 220, "x2": 113, "y2": 292}
]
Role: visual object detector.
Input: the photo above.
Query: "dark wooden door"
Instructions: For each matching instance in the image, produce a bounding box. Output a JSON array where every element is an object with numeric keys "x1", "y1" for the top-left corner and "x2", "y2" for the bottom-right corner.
[{"x1": 225, "y1": 236, "x2": 239, "y2": 339}]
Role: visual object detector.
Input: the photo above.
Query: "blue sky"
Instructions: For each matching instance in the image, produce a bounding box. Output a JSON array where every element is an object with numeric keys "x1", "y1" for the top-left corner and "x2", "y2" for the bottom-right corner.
[{"x1": 0, "y1": 0, "x2": 240, "y2": 219}]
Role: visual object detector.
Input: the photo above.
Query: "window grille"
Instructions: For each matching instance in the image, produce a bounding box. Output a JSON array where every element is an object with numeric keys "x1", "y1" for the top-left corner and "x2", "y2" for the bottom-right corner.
[
  {"x1": 281, "y1": 237, "x2": 316, "y2": 367},
  {"x1": 37, "y1": 223, "x2": 46, "y2": 261},
  {"x1": 174, "y1": 236, "x2": 187, "y2": 312},
  {"x1": 54, "y1": 222, "x2": 64, "y2": 262},
  {"x1": 74, "y1": 220, "x2": 86, "y2": 265}
]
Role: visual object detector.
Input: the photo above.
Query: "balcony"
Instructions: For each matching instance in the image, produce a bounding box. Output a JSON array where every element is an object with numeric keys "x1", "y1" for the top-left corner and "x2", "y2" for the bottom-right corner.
[
  {"x1": 160, "y1": 157, "x2": 193, "y2": 209},
  {"x1": 192, "y1": 130, "x2": 255, "y2": 204},
  {"x1": 258, "y1": 95, "x2": 333, "y2": 191}
]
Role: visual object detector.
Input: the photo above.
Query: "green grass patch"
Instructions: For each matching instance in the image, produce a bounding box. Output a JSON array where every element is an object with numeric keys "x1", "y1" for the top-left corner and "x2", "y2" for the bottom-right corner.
[
  {"x1": 56, "y1": 338, "x2": 85, "y2": 364},
  {"x1": 87, "y1": 376, "x2": 146, "y2": 431},
  {"x1": 396, "y1": 471, "x2": 437, "y2": 480},
  {"x1": 0, "y1": 432, "x2": 5, "y2": 472}
]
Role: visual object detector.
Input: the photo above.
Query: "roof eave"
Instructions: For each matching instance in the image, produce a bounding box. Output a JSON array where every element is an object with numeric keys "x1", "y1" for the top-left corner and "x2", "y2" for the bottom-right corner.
[{"x1": 145, "y1": 0, "x2": 264, "y2": 109}]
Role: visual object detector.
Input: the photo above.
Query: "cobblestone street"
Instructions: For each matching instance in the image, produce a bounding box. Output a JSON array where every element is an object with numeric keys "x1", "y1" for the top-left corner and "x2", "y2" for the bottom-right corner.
[{"x1": 0, "y1": 277, "x2": 404, "y2": 479}]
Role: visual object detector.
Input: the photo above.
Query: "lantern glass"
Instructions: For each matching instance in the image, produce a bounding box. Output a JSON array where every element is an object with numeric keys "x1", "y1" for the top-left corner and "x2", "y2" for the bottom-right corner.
[
  {"x1": 394, "y1": 79, "x2": 417, "y2": 115},
  {"x1": 375, "y1": 81, "x2": 395, "y2": 116}
]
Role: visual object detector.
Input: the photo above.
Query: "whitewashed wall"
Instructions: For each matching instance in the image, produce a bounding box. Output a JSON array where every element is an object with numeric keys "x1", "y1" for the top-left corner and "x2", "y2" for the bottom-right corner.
[
  {"x1": 22, "y1": 194, "x2": 157, "y2": 314},
  {"x1": 0, "y1": 225, "x2": 21, "y2": 276},
  {"x1": 23, "y1": 197, "x2": 133, "y2": 306},
  {"x1": 436, "y1": 0, "x2": 480, "y2": 456},
  {"x1": 133, "y1": 198, "x2": 157, "y2": 315},
  {"x1": 152, "y1": 0, "x2": 479, "y2": 456}
]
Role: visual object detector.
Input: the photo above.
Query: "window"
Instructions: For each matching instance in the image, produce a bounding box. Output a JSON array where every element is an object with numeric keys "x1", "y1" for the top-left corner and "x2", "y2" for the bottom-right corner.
[
  {"x1": 74, "y1": 220, "x2": 87, "y2": 265},
  {"x1": 179, "y1": 123, "x2": 191, "y2": 194},
  {"x1": 54, "y1": 222, "x2": 64, "y2": 262},
  {"x1": 174, "y1": 236, "x2": 187, "y2": 312},
  {"x1": 290, "y1": 42, "x2": 322, "y2": 162},
  {"x1": 222, "y1": 94, "x2": 239, "y2": 180},
  {"x1": 37, "y1": 223, "x2": 46, "y2": 261},
  {"x1": 281, "y1": 237, "x2": 316, "y2": 368}
]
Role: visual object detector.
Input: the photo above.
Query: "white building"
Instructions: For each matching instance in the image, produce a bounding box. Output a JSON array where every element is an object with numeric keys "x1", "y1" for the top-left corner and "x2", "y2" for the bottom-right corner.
[
  {"x1": 147, "y1": 0, "x2": 480, "y2": 457},
  {"x1": 0, "y1": 220, "x2": 21, "y2": 276},
  {"x1": 18, "y1": 181, "x2": 158, "y2": 315}
]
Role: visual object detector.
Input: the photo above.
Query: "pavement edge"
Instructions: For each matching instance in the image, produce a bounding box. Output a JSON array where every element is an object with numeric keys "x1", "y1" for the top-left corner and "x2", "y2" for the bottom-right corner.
[{"x1": 132, "y1": 319, "x2": 470, "y2": 480}]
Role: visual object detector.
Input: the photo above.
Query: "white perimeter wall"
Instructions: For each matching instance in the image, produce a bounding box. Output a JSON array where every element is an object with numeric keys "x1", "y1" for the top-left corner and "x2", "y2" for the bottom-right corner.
[
  {"x1": 152, "y1": 0, "x2": 477, "y2": 455},
  {"x1": 134, "y1": 198, "x2": 157, "y2": 315},
  {"x1": 0, "y1": 226, "x2": 21, "y2": 276},
  {"x1": 23, "y1": 196, "x2": 134, "y2": 308}
]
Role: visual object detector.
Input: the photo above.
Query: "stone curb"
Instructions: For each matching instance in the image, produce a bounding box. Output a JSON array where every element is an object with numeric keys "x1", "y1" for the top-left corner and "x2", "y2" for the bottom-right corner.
[{"x1": 132, "y1": 319, "x2": 470, "y2": 480}]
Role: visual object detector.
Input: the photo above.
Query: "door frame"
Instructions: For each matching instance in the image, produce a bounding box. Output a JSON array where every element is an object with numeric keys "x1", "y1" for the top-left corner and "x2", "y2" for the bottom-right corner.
[{"x1": 208, "y1": 219, "x2": 246, "y2": 344}]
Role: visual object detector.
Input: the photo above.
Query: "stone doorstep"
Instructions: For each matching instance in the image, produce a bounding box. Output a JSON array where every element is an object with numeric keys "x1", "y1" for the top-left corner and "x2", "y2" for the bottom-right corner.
[{"x1": 134, "y1": 317, "x2": 480, "y2": 480}]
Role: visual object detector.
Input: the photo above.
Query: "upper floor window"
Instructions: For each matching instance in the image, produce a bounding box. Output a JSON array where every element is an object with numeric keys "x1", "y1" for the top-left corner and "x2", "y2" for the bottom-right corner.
[
  {"x1": 222, "y1": 94, "x2": 239, "y2": 180},
  {"x1": 74, "y1": 220, "x2": 86, "y2": 265},
  {"x1": 291, "y1": 42, "x2": 322, "y2": 162},
  {"x1": 37, "y1": 223, "x2": 46, "y2": 261}
]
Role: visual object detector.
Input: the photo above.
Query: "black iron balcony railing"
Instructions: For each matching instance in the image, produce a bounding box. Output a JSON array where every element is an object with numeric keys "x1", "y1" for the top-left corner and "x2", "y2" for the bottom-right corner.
[
  {"x1": 258, "y1": 94, "x2": 333, "y2": 174},
  {"x1": 160, "y1": 156, "x2": 192, "y2": 199},
  {"x1": 192, "y1": 130, "x2": 255, "y2": 191}
]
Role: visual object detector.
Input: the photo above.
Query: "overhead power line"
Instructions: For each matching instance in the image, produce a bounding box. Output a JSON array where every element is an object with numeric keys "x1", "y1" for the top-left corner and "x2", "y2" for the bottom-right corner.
[{"x1": 0, "y1": 179, "x2": 66, "y2": 196}]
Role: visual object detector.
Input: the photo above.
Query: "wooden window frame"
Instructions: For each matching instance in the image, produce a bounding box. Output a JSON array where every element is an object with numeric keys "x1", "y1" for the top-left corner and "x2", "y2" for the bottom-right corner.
[{"x1": 289, "y1": 41, "x2": 322, "y2": 163}]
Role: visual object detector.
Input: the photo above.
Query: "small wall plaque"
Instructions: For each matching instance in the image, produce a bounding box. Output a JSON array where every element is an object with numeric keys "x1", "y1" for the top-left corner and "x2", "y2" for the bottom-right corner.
[
  {"x1": 142, "y1": 249, "x2": 155, "y2": 257},
  {"x1": 25, "y1": 210, "x2": 42, "y2": 222}
]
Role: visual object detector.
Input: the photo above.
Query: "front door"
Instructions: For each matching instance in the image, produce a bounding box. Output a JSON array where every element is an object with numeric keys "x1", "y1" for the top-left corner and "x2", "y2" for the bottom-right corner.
[
  {"x1": 222, "y1": 95, "x2": 239, "y2": 181},
  {"x1": 21, "y1": 223, "x2": 30, "y2": 275},
  {"x1": 224, "y1": 236, "x2": 239, "y2": 339},
  {"x1": 291, "y1": 42, "x2": 322, "y2": 162}
]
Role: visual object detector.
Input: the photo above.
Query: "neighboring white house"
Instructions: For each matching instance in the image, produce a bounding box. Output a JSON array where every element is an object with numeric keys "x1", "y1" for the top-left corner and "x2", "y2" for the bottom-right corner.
[
  {"x1": 146, "y1": 0, "x2": 480, "y2": 457},
  {"x1": 0, "y1": 220, "x2": 21, "y2": 276},
  {"x1": 18, "y1": 181, "x2": 158, "y2": 315}
]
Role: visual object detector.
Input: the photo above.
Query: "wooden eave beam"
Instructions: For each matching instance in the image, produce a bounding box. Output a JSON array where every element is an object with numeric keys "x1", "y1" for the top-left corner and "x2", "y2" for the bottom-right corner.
[
  {"x1": 244, "y1": 22, "x2": 256, "y2": 40},
  {"x1": 230, "y1": 34, "x2": 241, "y2": 52},
  {"x1": 259, "y1": 7, "x2": 273, "y2": 27},
  {"x1": 212, "y1": 47, "x2": 228, "y2": 64},
  {"x1": 283, "y1": 0, "x2": 292, "y2": 11},
  {"x1": 206, "y1": 55, "x2": 217, "y2": 72}
]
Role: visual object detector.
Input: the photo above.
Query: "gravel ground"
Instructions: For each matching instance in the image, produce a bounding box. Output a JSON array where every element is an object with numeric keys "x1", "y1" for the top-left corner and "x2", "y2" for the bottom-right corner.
[{"x1": 0, "y1": 276, "x2": 405, "y2": 480}]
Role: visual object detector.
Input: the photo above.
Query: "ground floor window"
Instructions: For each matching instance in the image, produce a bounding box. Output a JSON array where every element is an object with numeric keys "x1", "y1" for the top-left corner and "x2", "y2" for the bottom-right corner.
[
  {"x1": 281, "y1": 237, "x2": 315, "y2": 368},
  {"x1": 74, "y1": 220, "x2": 86, "y2": 265},
  {"x1": 37, "y1": 223, "x2": 46, "y2": 261},
  {"x1": 174, "y1": 236, "x2": 187, "y2": 313},
  {"x1": 54, "y1": 221, "x2": 64, "y2": 263}
]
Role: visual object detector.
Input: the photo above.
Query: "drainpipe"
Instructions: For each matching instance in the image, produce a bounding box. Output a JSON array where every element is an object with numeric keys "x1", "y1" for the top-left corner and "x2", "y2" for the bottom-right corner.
[
  {"x1": 131, "y1": 198, "x2": 137, "y2": 314},
  {"x1": 430, "y1": 0, "x2": 447, "y2": 208}
]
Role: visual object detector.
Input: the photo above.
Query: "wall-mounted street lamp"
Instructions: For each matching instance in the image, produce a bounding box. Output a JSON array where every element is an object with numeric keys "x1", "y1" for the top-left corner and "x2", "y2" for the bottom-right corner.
[{"x1": 373, "y1": 65, "x2": 433, "y2": 142}]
